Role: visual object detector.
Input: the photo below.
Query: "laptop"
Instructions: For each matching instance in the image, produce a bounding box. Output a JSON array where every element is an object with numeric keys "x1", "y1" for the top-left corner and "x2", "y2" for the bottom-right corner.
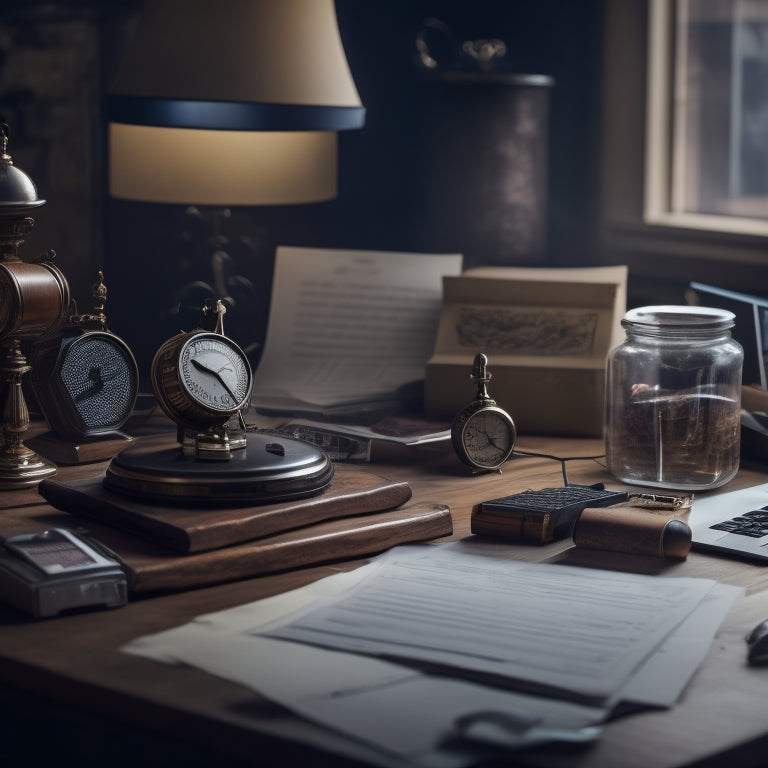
[{"x1": 691, "y1": 482, "x2": 768, "y2": 562}]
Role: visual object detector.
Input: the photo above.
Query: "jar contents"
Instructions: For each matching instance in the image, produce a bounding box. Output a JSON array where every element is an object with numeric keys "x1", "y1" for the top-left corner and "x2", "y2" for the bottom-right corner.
[
  {"x1": 605, "y1": 306, "x2": 743, "y2": 490},
  {"x1": 607, "y1": 383, "x2": 740, "y2": 489}
]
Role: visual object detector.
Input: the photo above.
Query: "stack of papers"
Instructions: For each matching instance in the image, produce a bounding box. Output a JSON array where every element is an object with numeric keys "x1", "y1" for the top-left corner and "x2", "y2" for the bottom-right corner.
[
  {"x1": 250, "y1": 247, "x2": 463, "y2": 417},
  {"x1": 123, "y1": 541, "x2": 742, "y2": 767}
]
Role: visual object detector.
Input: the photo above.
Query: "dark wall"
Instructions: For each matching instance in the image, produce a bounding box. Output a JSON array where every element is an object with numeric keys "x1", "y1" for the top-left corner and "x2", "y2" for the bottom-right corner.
[{"x1": 1, "y1": 0, "x2": 605, "y2": 387}]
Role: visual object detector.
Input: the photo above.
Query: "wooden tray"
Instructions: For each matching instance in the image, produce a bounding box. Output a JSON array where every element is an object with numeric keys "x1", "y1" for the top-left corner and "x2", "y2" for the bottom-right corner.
[
  {"x1": 38, "y1": 464, "x2": 413, "y2": 553},
  {"x1": 0, "y1": 500, "x2": 453, "y2": 593}
]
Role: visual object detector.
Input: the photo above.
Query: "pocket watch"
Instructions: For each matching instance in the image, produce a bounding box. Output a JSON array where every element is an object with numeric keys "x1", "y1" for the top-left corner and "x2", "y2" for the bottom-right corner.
[{"x1": 451, "y1": 353, "x2": 517, "y2": 473}]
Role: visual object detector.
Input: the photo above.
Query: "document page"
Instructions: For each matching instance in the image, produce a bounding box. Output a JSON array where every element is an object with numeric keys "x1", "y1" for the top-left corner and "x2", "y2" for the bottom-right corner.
[
  {"x1": 250, "y1": 247, "x2": 462, "y2": 413},
  {"x1": 260, "y1": 544, "x2": 721, "y2": 704},
  {"x1": 123, "y1": 544, "x2": 742, "y2": 766}
]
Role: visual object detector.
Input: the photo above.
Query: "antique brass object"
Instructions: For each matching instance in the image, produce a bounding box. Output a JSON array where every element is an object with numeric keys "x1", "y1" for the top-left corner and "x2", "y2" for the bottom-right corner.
[
  {"x1": 451, "y1": 353, "x2": 517, "y2": 473},
  {"x1": 0, "y1": 121, "x2": 69, "y2": 487}
]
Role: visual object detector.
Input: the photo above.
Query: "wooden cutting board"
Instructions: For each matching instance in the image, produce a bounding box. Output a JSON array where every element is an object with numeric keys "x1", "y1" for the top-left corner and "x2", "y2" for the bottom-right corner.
[{"x1": 38, "y1": 464, "x2": 412, "y2": 553}]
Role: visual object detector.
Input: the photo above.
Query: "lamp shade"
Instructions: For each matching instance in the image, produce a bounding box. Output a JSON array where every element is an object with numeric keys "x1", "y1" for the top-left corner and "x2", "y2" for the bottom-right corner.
[{"x1": 106, "y1": 0, "x2": 364, "y2": 204}]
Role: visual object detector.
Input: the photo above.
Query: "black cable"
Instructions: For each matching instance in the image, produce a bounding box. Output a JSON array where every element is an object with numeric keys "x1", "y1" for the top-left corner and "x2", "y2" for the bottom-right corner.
[{"x1": 511, "y1": 449, "x2": 606, "y2": 486}]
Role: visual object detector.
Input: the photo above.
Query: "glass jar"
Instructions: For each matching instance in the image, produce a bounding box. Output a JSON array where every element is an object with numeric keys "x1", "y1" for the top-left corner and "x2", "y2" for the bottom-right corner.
[{"x1": 605, "y1": 306, "x2": 743, "y2": 490}]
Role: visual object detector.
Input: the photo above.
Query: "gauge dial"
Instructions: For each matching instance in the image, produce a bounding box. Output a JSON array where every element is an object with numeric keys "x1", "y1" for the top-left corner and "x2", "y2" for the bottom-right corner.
[
  {"x1": 152, "y1": 331, "x2": 253, "y2": 429},
  {"x1": 30, "y1": 330, "x2": 139, "y2": 438}
]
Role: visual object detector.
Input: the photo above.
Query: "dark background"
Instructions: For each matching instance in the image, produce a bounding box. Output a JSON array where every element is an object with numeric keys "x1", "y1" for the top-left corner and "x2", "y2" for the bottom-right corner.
[{"x1": 1, "y1": 0, "x2": 604, "y2": 386}]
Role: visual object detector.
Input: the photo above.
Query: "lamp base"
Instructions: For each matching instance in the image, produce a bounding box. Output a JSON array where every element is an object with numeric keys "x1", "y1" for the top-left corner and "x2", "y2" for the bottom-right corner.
[
  {"x1": 104, "y1": 431, "x2": 334, "y2": 505},
  {"x1": 0, "y1": 444, "x2": 57, "y2": 488}
]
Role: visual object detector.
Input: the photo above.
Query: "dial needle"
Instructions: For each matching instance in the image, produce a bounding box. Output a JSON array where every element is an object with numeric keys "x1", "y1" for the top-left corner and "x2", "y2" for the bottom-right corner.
[{"x1": 190, "y1": 357, "x2": 239, "y2": 402}]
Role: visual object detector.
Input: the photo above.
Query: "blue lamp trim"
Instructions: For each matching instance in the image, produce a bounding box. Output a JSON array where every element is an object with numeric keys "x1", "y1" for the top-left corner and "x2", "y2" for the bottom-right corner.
[{"x1": 105, "y1": 95, "x2": 365, "y2": 131}]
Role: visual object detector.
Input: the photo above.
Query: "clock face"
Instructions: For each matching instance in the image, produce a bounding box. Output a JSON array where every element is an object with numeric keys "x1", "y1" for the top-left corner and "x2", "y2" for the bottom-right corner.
[
  {"x1": 179, "y1": 334, "x2": 252, "y2": 413},
  {"x1": 30, "y1": 330, "x2": 139, "y2": 438},
  {"x1": 151, "y1": 332, "x2": 253, "y2": 430},
  {"x1": 453, "y1": 405, "x2": 516, "y2": 470},
  {"x1": 58, "y1": 333, "x2": 138, "y2": 434}
]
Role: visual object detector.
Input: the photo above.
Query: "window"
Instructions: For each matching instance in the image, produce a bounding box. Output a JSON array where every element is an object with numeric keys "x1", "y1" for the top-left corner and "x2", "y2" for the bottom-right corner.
[{"x1": 646, "y1": 0, "x2": 768, "y2": 236}]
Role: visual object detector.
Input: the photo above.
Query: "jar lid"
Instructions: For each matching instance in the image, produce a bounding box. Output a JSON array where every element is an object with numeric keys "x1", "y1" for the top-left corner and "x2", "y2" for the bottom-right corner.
[{"x1": 622, "y1": 305, "x2": 735, "y2": 332}]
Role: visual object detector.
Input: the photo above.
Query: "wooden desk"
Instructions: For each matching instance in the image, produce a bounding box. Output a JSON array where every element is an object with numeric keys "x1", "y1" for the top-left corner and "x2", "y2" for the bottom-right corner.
[{"x1": 2, "y1": 431, "x2": 768, "y2": 768}]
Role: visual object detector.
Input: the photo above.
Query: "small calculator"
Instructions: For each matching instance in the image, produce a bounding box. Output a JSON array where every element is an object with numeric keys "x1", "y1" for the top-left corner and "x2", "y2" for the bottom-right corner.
[
  {"x1": 0, "y1": 528, "x2": 128, "y2": 618},
  {"x1": 472, "y1": 484, "x2": 629, "y2": 543}
]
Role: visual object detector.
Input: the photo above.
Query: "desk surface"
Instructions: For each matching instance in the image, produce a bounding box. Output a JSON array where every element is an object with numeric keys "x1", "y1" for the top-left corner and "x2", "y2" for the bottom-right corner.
[{"x1": 2, "y1": 426, "x2": 768, "y2": 768}]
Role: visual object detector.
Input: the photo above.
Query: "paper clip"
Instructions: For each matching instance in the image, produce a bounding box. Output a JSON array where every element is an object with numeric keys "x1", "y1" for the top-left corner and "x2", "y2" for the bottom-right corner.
[{"x1": 627, "y1": 493, "x2": 693, "y2": 511}]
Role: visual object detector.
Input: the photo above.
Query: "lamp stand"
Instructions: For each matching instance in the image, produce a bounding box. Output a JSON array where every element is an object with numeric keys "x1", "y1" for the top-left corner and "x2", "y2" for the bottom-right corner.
[{"x1": 0, "y1": 337, "x2": 56, "y2": 486}]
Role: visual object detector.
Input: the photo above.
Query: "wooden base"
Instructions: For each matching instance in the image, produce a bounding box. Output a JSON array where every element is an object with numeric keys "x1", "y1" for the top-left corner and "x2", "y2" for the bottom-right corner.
[
  {"x1": 38, "y1": 463, "x2": 413, "y2": 553},
  {"x1": 27, "y1": 430, "x2": 133, "y2": 465}
]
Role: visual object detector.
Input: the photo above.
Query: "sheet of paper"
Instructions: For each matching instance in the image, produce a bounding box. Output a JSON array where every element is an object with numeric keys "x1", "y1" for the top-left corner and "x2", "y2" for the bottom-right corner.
[
  {"x1": 250, "y1": 247, "x2": 463, "y2": 412},
  {"x1": 147, "y1": 628, "x2": 607, "y2": 767},
  {"x1": 123, "y1": 561, "x2": 607, "y2": 767},
  {"x1": 260, "y1": 544, "x2": 721, "y2": 704},
  {"x1": 122, "y1": 543, "x2": 742, "y2": 766}
]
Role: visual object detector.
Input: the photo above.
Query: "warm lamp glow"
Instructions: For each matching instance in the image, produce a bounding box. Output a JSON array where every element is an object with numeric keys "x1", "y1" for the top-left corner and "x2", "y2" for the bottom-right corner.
[
  {"x1": 106, "y1": 0, "x2": 364, "y2": 205},
  {"x1": 110, "y1": 126, "x2": 338, "y2": 205}
]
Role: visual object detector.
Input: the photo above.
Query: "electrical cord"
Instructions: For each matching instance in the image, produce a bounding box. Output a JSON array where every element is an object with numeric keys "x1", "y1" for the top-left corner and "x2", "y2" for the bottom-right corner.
[{"x1": 511, "y1": 449, "x2": 607, "y2": 486}]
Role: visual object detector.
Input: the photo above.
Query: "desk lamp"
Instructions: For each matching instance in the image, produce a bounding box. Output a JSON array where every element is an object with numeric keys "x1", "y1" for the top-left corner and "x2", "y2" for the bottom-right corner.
[
  {"x1": 106, "y1": 0, "x2": 364, "y2": 206},
  {"x1": 106, "y1": 0, "x2": 365, "y2": 358},
  {"x1": 102, "y1": 0, "x2": 366, "y2": 503}
]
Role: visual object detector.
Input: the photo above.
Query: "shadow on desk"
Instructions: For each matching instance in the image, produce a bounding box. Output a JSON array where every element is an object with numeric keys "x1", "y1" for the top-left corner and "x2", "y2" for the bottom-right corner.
[
  {"x1": 553, "y1": 548, "x2": 684, "y2": 576},
  {"x1": 0, "y1": 682, "x2": 371, "y2": 768}
]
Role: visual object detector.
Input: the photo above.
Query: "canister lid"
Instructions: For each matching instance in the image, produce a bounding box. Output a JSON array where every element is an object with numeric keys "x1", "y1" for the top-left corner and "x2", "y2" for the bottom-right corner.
[{"x1": 622, "y1": 305, "x2": 735, "y2": 332}]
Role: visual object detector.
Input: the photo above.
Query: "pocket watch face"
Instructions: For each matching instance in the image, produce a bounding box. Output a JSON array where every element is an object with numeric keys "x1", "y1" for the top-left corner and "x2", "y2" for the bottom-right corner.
[
  {"x1": 179, "y1": 334, "x2": 252, "y2": 413},
  {"x1": 453, "y1": 405, "x2": 517, "y2": 470}
]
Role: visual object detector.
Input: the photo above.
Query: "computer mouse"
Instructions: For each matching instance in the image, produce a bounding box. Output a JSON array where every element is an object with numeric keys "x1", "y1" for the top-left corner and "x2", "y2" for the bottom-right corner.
[{"x1": 746, "y1": 619, "x2": 768, "y2": 665}]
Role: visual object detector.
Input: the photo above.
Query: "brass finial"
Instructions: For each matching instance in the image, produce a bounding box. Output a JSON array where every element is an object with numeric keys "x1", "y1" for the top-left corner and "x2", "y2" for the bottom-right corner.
[
  {"x1": 91, "y1": 269, "x2": 107, "y2": 324},
  {"x1": 471, "y1": 352, "x2": 493, "y2": 403}
]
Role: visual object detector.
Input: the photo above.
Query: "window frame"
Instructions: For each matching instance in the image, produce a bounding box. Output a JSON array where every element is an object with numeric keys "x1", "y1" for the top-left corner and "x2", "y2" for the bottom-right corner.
[
  {"x1": 597, "y1": 0, "x2": 768, "y2": 296},
  {"x1": 644, "y1": 0, "x2": 768, "y2": 237}
]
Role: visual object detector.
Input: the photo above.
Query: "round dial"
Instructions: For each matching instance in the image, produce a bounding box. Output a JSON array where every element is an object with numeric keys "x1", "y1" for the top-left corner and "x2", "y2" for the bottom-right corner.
[
  {"x1": 452, "y1": 404, "x2": 517, "y2": 471},
  {"x1": 60, "y1": 334, "x2": 138, "y2": 433},
  {"x1": 30, "y1": 330, "x2": 139, "y2": 438},
  {"x1": 152, "y1": 331, "x2": 253, "y2": 429}
]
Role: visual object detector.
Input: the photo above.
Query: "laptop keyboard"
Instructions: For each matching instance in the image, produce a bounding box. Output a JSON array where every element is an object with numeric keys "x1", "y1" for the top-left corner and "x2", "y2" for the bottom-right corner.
[{"x1": 709, "y1": 507, "x2": 768, "y2": 538}]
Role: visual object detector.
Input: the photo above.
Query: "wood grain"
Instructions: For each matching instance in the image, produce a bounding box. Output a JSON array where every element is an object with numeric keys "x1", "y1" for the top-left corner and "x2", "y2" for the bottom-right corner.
[
  {"x1": 2, "y1": 431, "x2": 768, "y2": 768},
  {"x1": 37, "y1": 464, "x2": 412, "y2": 553}
]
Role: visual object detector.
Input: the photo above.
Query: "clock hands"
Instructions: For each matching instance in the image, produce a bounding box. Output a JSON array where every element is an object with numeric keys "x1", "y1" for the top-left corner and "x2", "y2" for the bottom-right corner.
[
  {"x1": 190, "y1": 356, "x2": 240, "y2": 403},
  {"x1": 73, "y1": 366, "x2": 105, "y2": 403}
]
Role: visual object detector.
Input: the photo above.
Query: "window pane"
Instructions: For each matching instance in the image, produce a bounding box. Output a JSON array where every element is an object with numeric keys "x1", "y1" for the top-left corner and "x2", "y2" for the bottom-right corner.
[{"x1": 673, "y1": 0, "x2": 768, "y2": 220}]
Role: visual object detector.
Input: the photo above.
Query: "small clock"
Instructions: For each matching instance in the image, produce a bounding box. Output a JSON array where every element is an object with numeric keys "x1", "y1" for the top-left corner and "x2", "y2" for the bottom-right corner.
[
  {"x1": 451, "y1": 353, "x2": 517, "y2": 473},
  {"x1": 29, "y1": 271, "x2": 138, "y2": 440},
  {"x1": 151, "y1": 330, "x2": 253, "y2": 430},
  {"x1": 30, "y1": 327, "x2": 138, "y2": 438},
  {"x1": 105, "y1": 302, "x2": 334, "y2": 505}
]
